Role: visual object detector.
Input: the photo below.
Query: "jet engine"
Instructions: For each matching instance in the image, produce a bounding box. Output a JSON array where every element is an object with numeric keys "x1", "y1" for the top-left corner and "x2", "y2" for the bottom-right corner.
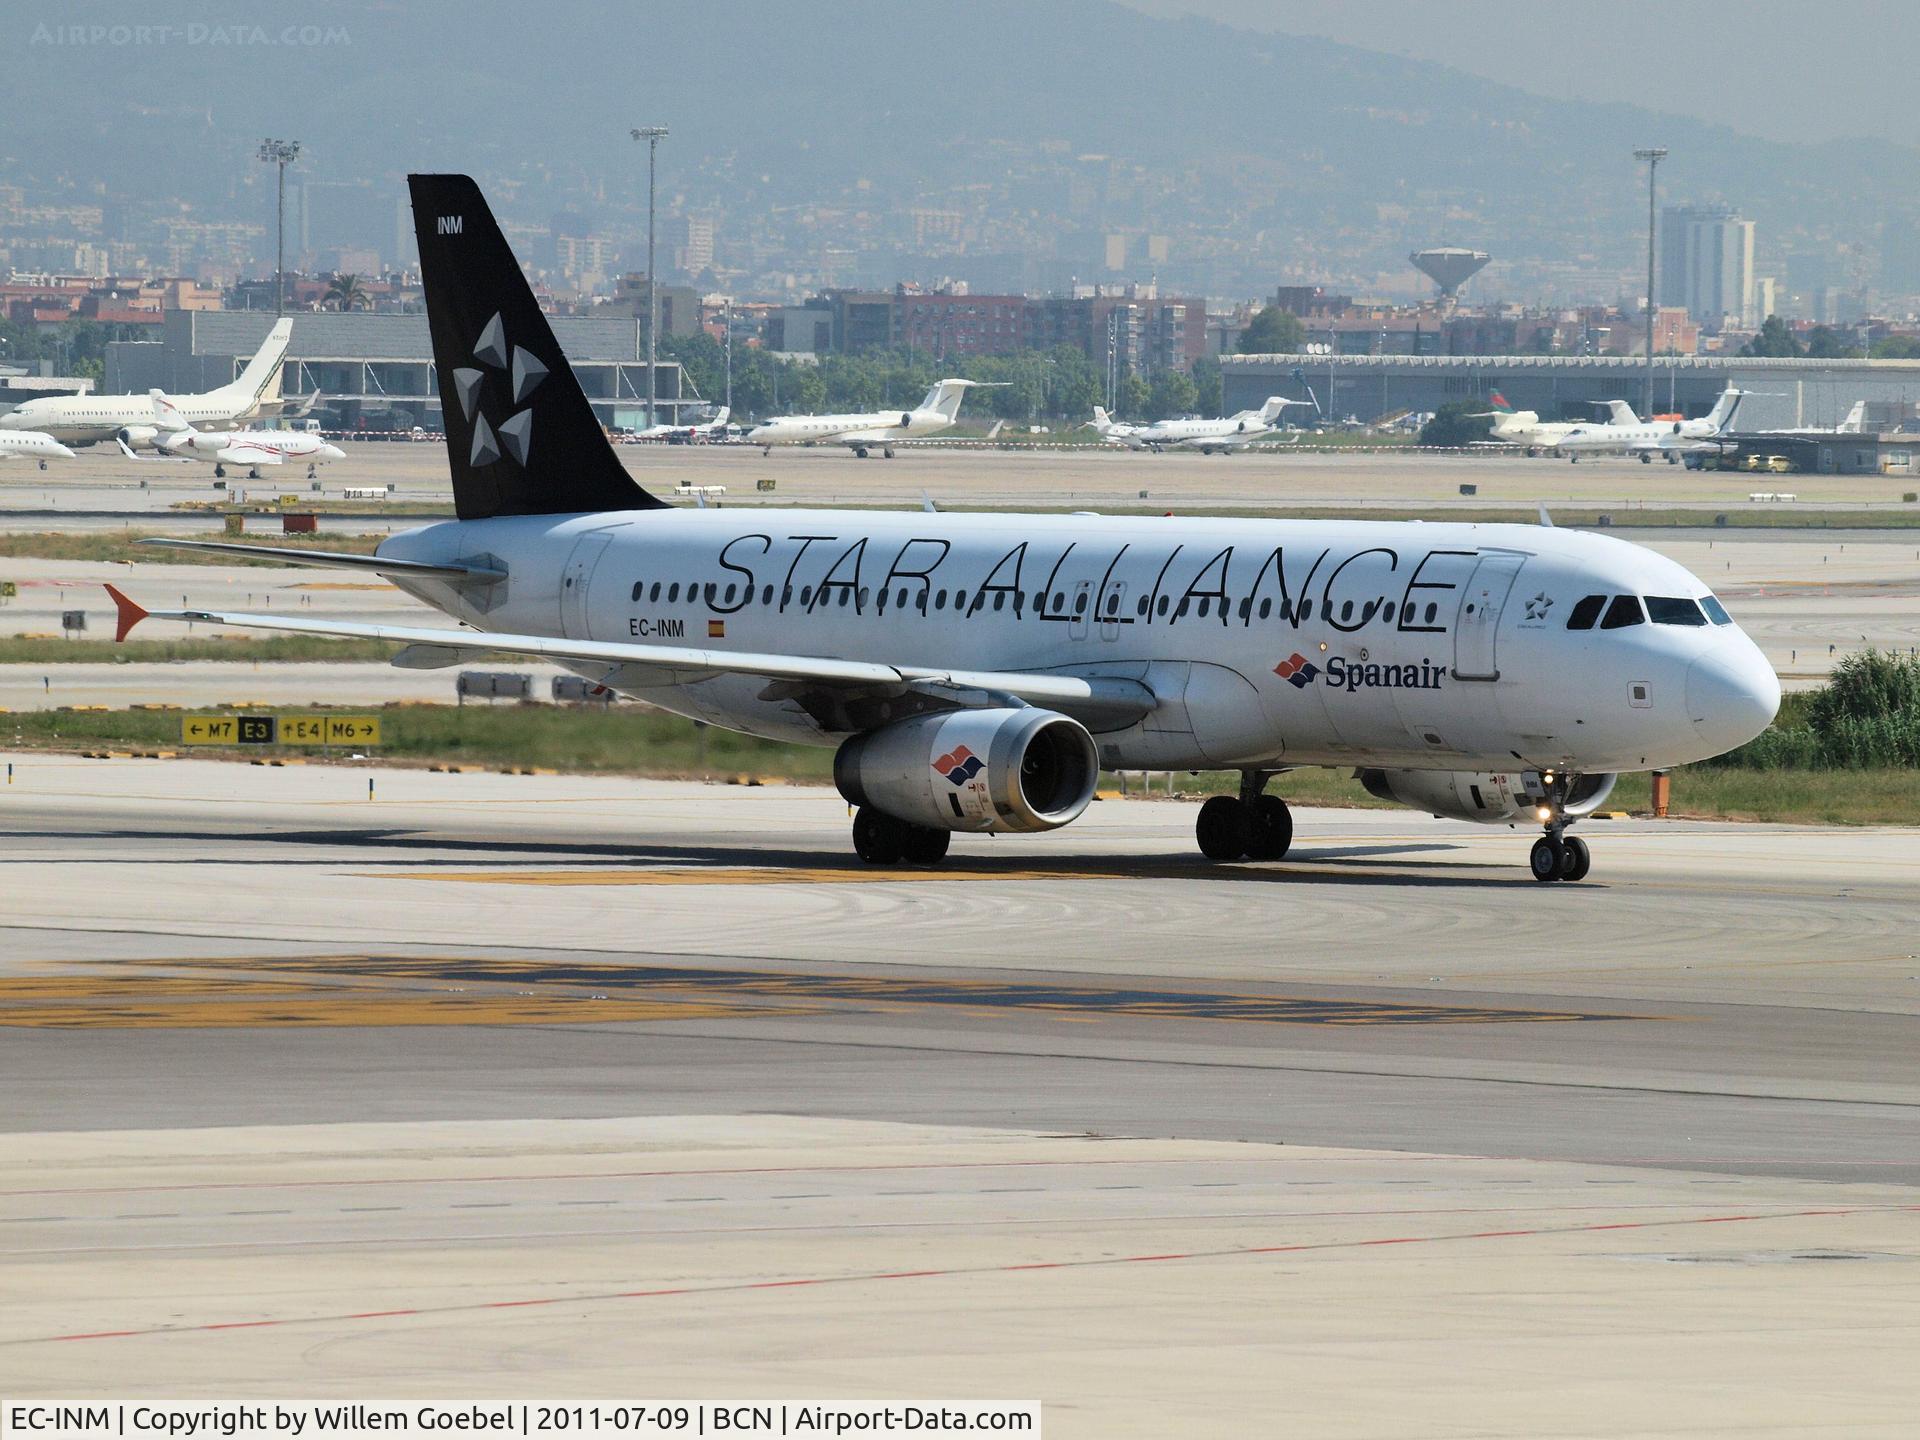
[
  {"x1": 1357, "y1": 769, "x2": 1617, "y2": 825},
  {"x1": 835, "y1": 707, "x2": 1099, "y2": 834},
  {"x1": 116, "y1": 425, "x2": 163, "y2": 452}
]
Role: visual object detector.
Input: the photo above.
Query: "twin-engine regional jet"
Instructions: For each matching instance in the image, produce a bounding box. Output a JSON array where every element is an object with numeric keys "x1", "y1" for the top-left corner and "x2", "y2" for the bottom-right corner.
[
  {"x1": 747, "y1": 381, "x2": 992, "y2": 458},
  {"x1": 107, "y1": 176, "x2": 1780, "y2": 882}
]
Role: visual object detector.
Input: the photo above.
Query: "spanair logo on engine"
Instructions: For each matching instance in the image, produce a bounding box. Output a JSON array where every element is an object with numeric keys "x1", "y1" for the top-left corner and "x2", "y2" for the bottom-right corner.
[
  {"x1": 933, "y1": 744, "x2": 984, "y2": 786},
  {"x1": 1274, "y1": 652, "x2": 1320, "y2": 689}
]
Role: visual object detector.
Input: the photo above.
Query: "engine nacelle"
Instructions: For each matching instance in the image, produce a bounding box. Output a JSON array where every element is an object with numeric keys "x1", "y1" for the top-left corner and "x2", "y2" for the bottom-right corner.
[
  {"x1": 116, "y1": 425, "x2": 162, "y2": 451},
  {"x1": 1357, "y1": 769, "x2": 1617, "y2": 825},
  {"x1": 835, "y1": 708, "x2": 1099, "y2": 834}
]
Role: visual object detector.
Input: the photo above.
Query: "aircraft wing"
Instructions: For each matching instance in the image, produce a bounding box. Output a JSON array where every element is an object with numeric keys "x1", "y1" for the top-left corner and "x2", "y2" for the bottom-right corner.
[
  {"x1": 103, "y1": 585, "x2": 1156, "y2": 724},
  {"x1": 215, "y1": 443, "x2": 286, "y2": 465},
  {"x1": 137, "y1": 538, "x2": 506, "y2": 580}
]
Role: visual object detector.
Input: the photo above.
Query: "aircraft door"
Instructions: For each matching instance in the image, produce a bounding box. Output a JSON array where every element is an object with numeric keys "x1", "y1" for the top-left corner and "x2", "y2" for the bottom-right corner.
[
  {"x1": 1098, "y1": 581, "x2": 1128, "y2": 641},
  {"x1": 1451, "y1": 551, "x2": 1527, "y2": 681},
  {"x1": 559, "y1": 530, "x2": 617, "y2": 640},
  {"x1": 1068, "y1": 579, "x2": 1093, "y2": 640}
]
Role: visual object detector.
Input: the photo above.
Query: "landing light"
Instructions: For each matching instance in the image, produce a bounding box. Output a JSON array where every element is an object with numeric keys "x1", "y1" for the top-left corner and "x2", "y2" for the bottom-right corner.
[{"x1": 1536, "y1": 806, "x2": 1553, "y2": 822}]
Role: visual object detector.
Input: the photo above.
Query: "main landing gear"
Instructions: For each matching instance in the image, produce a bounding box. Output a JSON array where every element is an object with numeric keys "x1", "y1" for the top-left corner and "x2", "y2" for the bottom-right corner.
[
  {"x1": 214, "y1": 463, "x2": 226, "y2": 478},
  {"x1": 1195, "y1": 772, "x2": 1293, "y2": 862},
  {"x1": 853, "y1": 446, "x2": 869, "y2": 458},
  {"x1": 1527, "y1": 772, "x2": 1592, "y2": 883},
  {"x1": 851, "y1": 806, "x2": 951, "y2": 866}
]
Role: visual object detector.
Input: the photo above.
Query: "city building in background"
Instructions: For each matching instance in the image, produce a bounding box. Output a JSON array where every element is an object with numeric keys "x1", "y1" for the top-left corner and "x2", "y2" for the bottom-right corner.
[{"x1": 1661, "y1": 205, "x2": 1758, "y2": 330}]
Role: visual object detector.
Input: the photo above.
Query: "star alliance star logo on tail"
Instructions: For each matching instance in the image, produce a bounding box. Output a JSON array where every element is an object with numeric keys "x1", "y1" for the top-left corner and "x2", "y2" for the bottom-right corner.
[
  {"x1": 1273, "y1": 652, "x2": 1320, "y2": 689},
  {"x1": 932, "y1": 744, "x2": 984, "y2": 786}
]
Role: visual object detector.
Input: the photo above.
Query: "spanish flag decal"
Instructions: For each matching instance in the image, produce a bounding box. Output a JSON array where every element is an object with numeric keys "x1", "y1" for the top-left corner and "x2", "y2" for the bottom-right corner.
[{"x1": 708, "y1": 619, "x2": 726, "y2": 639}]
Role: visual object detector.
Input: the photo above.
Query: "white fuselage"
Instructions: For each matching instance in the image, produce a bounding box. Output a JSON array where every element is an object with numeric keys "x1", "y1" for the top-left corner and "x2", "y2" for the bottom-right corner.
[
  {"x1": 1488, "y1": 413, "x2": 1578, "y2": 450},
  {"x1": 377, "y1": 510, "x2": 1777, "y2": 777},
  {"x1": 1127, "y1": 414, "x2": 1278, "y2": 452},
  {"x1": 746, "y1": 406, "x2": 954, "y2": 450},
  {"x1": 1, "y1": 388, "x2": 269, "y2": 446},
  {"x1": 0, "y1": 429, "x2": 76, "y2": 462},
  {"x1": 160, "y1": 428, "x2": 346, "y2": 468}
]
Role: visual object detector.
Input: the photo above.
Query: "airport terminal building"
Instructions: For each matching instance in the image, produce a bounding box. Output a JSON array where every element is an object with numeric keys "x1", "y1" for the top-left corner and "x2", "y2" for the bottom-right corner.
[
  {"x1": 104, "y1": 310, "x2": 688, "y2": 433},
  {"x1": 1221, "y1": 353, "x2": 1920, "y2": 435}
]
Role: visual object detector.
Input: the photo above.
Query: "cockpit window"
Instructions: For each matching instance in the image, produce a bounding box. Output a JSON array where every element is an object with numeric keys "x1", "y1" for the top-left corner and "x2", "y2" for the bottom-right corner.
[
  {"x1": 1599, "y1": 594, "x2": 1645, "y2": 629},
  {"x1": 1646, "y1": 595, "x2": 1708, "y2": 626},
  {"x1": 1700, "y1": 594, "x2": 1733, "y2": 626},
  {"x1": 1566, "y1": 594, "x2": 1606, "y2": 630}
]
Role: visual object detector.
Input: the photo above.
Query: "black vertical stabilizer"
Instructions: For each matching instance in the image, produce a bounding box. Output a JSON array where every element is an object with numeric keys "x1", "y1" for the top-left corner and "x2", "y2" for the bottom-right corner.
[{"x1": 408, "y1": 173, "x2": 667, "y2": 519}]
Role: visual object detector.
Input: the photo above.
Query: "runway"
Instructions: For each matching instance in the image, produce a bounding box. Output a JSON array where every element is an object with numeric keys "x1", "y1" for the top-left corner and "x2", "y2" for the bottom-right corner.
[{"x1": 2, "y1": 756, "x2": 1917, "y2": 1430}]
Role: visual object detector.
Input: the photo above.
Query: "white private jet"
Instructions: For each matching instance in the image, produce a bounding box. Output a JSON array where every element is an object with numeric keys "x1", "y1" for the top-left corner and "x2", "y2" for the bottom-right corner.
[
  {"x1": 747, "y1": 380, "x2": 994, "y2": 458},
  {"x1": 145, "y1": 395, "x2": 346, "y2": 479},
  {"x1": 108, "y1": 174, "x2": 1779, "y2": 884},
  {"x1": 1096, "y1": 397, "x2": 1309, "y2": 454},
  {"x1": 1558, "y1": 387, "x2": 1748, "y2": 464},
  {"x1": 631, "y1": 406, "x2": 730, "y2": 443},
  {"x1": 0, "y1": 318, "x2": 293, "y2": 449},
  {"x1": 1470, "y1": 392, "x2": 1639, "y2": 455},
  {"x1": 0, "y1": 428, "x2": 76, "y2": 468}
]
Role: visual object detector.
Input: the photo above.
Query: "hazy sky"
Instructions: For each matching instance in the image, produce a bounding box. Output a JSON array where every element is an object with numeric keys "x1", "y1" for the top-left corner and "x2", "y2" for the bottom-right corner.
[{"x1": 1120, "y1": 0, "x2": 1920, "y2": 149}]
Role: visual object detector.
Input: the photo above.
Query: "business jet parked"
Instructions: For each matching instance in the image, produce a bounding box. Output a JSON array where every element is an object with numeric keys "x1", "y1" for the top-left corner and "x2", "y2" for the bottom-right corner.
[
  {"x1": 1096, "y1": 397, "x2": 1309, "y2": 454},
  {"x1": 0, "y1": 428, "x2": 76, "y2": 467},
  {"x1": 1559, "y1": 387, "x2": 1747, "y2": 463},
  {"x1": 0, "y1": 318, "x2": 293, "y2": 449},
  {"x1": 747, "y1": 381, "x2": 992, "y2": 457},
  {"x1": 107, "y1": 175, "x2": 1779, "y2": 883},
  {"x1": 1471, "y1": 391, "x2": 1637, "y2": 455},
  {"x1": 144, "y1": 397, "x2": 345, "y2": 478},
  {"x1": 632, "y1": 406, "x2": 730, "y2": 443}
]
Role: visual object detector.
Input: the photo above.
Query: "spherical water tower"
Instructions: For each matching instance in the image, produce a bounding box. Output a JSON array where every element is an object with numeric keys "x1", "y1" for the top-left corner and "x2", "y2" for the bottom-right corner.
[{"x1": 1410, "y1": 247, "x2": 1490, "y2": 303}]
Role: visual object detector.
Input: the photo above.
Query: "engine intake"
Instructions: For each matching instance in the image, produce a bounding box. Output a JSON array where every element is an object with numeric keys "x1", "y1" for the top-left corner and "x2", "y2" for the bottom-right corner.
[
  {"x1": 835, "y1": 707, "x2": 1099, "y2": 834},
  {"x1": 1357, "y1": 769, "x2": 1617, "y2": 825}
]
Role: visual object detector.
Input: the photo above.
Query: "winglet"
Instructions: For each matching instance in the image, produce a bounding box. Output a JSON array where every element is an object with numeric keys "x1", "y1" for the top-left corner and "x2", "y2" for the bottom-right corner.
[
  {"x1": 104, "y1": 583, "x2": 147, "y2": 642},
  {"x1": 1537, "y1": 504, "x2": 1555, "y2": 528}
]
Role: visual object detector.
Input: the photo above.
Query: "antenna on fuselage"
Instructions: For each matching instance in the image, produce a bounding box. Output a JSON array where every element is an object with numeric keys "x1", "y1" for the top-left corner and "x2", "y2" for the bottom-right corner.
[{"x1": 921, "y1": 489, "x2": 941, "y2": 513}]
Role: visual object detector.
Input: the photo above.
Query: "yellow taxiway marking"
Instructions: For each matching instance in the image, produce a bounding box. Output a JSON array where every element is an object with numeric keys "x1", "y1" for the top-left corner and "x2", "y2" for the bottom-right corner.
[{"x1": 63, "y1": 955, "x2": 1649, "y2": 1029}]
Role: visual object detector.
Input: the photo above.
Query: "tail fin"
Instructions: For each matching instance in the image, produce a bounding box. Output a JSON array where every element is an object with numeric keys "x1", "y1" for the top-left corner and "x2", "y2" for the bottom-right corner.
[
  {"x1": 1092, "y1": 405, "x2": 1112, "y2": 430},
  {"x1": 408, "y1": 173, "x2": 666, "y2": 519},
  {"x1": 1488, "y1": 390, "x2": 1516, "y2": 414},
  {"x1": 220, "y1": 317, "x2": 293, "y2": 410},
  {"x1": 1605, "y1": 399, "x2": 1639, "y2": 426},
  {"x1": 1702, "y1": 386, "x2": 1742, "y2": 432},
  {"x1": 151, "y1": 392, "x2": 189, "y2": 433},
  {"x1": 1839, "y1": 400, "x2": 1865, "y2": 432},
  {"x1": 708, "y1": 405, "x2": 729, "y2": 429},
  {"x1": 920, "y1": 377, "x2": 980, "y2": 423}
]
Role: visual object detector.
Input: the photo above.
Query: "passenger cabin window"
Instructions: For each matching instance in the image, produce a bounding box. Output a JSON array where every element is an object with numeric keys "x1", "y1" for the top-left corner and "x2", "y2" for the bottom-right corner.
[
  {"x1": 1700, "y1": 595, "x2": 1734, "y2": 626},
  {"x1": 1566, "y1": 594, "x2": 1606, "y2": 630},
  {"x1": 1599, "y1": 594, "x2": 1645, "y2": 629},
  {"x1": 1646, "y1": 596, "x2": 1708, "y2": 626}
]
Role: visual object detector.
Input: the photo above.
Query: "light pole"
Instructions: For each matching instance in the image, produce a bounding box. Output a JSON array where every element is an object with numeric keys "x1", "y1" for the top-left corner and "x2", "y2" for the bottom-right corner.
[
  {"x1": 630, "y1": 126, "x2": 668, "y2": 431},
  {"x1": 723, "y1": 298, "x2": 732, "y2": 415},
  {"x1": 257, "y1": 138, "x2": 301, "y2": 316},
  {"x1": 1634, "y1": 146, "x2": 1666, "y2": 419}
]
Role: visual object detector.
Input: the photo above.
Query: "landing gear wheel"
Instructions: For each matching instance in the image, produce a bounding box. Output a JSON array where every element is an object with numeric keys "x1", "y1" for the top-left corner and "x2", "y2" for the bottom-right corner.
[
  {"x1": 852, "y1": 807, "x2": 906, "y2": 865},
  {"x1": 214, "y1": 464, "x2": 226, "y2": 478},
  {"x1": 248, "y1": 467, "x2": 261, "y2": 479},
  {"x1": 1196, "y1": 794, "x2": 1250, "y2": 861},
  {"x1": 900, "y1": 825, "x2": 951, "y2": 865},
  {"x1": 883, "y1": 446, "x2": 895, "y2": 459},
  {"x1": 854, "y1": 446, "x2": 869, "y2": 459},
  {"x1": 1246, "y1": 794, "x2": 1293, "y2": 861},
  {"x1": 1559, "y1": 835, "x2": 1591, "y2": 882},
  {"x1": 1530, "y1": 835, "x2": 1565, "y2": 883}
]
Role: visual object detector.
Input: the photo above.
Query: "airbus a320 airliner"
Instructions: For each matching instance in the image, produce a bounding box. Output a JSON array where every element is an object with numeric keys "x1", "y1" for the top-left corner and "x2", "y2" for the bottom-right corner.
[{"x1": 107, "y1": 175, "x2": 1780, "y2": 882}]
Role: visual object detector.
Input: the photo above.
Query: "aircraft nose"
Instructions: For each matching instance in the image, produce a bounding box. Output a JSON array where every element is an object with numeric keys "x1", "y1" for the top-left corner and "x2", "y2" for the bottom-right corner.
[
  {"x1": 1685, "y1": 643, "x2": 1780, "y2": 755},
  {"x1": 322, "y1": 444, "x2": 346, "y2": 461}
]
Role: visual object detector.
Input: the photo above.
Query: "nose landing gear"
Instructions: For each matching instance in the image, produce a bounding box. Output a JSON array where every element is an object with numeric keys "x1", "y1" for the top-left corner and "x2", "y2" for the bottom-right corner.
[
  {"x1": 1527, "y1": 773, "x2": 1593, "y2": 882},
  {"x1": 1195, "y1": 772, "x2": 1293, "y2": 862}
]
